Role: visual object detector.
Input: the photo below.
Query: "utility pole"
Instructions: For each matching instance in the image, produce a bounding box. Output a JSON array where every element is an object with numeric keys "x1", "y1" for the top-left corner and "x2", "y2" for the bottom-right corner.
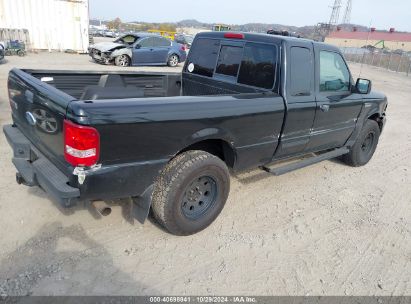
[
  {"x1": 315, "y1": 0, "x2": 343, "y2": 42},
  {"x1": 329, "y1": 0, "x2": 343, "y2": 30},
  {"x1": 342, "y1": 0, "x2": 352, "y2": 24}
]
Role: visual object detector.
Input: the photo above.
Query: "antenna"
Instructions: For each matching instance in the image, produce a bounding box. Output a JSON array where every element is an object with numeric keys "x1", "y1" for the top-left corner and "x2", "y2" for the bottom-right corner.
[
  {"x1": 359, "y1": 19, "x2": 373, "y2": 79},
  {"x1": 342, "y1": 0, "x2": 352, "y2": 24}
]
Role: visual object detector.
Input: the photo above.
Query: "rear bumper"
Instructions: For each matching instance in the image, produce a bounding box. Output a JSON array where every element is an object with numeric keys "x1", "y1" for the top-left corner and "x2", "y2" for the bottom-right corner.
[{"x1": 3, "y1": 124, "x2": 80, "y2": 207}]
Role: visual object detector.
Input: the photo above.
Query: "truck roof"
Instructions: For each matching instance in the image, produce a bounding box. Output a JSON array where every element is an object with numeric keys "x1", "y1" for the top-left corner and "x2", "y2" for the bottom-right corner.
[{"x1": 196, "y1": 31, "x2": 340, "y2": 52}]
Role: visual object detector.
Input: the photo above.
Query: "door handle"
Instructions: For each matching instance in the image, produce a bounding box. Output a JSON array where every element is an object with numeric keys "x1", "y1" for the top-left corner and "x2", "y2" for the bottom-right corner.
[{"x1": 320, "y1": 104, "x2": 330, "y2": 112}]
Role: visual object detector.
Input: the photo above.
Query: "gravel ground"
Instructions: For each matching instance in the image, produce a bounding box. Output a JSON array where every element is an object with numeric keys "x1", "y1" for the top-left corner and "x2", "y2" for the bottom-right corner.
[{"x1": 0, "y1": 52, "x2": 410, "y2": 296}]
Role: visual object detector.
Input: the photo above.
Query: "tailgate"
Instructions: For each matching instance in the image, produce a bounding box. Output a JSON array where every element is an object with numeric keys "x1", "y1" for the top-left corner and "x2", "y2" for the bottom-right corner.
[{"x1": 7, "y1": 68, "x2": 75, "y2": 173}]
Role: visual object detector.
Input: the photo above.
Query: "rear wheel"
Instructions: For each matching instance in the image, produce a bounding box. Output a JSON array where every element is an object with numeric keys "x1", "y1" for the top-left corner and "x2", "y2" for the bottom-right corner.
[
  {"x1": 17, "y1": 50, "x2": 25, "y2": 57},
  {"x1": 343, "y1": 120, "x2": 380, "y2": 167},
  {"x1": 167, "y1": 54, "x2": 179, "y2": 67},
  {"x1": 5, "y1": 50, "x2": 11, "y2": 56},
  {"x1": 151, "y1": 150, "x2": 230, "y2": 235},
  {"x1": 115, "y1": 55, "x2": 130, "y2": 67}
]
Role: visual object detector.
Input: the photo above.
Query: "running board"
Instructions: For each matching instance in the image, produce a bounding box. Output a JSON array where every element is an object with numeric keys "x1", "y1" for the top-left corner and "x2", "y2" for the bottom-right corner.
[{"x1": 261, "y1": 147, "x2": 349, "y2": 176}]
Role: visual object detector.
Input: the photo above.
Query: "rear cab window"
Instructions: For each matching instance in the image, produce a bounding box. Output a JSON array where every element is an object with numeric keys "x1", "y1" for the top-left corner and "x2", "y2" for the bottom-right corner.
[
  {"x1": 215, "y1": 45, "x2": 243, "y2": 77},
  {"x1": 289, "y1": 46, "x2": 313, "y2": 96},
  {"x1": 238, "y1": 43, "x2": 277, "y2": 89},
  {"x1": 186, "y1": 38, "x2": 220, "y2": 77},
  {"x1": 185, "y1": 37, "x2": 278, "y2": 91}
]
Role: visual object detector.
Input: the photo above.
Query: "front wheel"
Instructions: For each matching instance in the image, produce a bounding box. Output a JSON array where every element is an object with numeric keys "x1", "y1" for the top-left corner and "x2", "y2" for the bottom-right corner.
[
  {"x1": 115, "y1": 54, "x2": 130, "y2": 67},
  {"x1": 167, "y1": 54, "x2": 179, "y2": 67},
  {"x1": 343, "y1": 120, "x2": 380, "y2": 167},
  {"x1": 151, "y1": 150, "x2": 230, "y2": 236}
]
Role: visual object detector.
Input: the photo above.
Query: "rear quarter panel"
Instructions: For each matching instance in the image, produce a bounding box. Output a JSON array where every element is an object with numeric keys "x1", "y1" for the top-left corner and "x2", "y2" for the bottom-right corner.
[{"x1": 67, "y1": 93, "x2": 285, "y2": 171}]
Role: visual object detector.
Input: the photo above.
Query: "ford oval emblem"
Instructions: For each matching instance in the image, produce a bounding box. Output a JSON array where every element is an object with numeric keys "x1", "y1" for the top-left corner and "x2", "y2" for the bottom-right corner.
[{"x1": 25, "y1": 111, "x2": 37, "y2": 126}]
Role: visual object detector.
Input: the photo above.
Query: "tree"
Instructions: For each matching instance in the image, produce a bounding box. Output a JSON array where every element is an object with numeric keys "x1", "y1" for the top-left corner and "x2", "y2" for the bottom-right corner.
[{"x1": 107, "y1": 17, "x2": 122, "y2": 30}]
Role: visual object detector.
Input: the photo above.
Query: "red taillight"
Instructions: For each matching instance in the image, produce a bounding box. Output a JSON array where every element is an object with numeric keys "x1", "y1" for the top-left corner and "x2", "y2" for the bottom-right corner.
[
  {"x1": 64, "y1": 119, "x2": 100, "y2": 167},
  {"x1": 224, "y1": 33, "x2": 245, "y2": 39},
  {"x1": 180, "y1": 44, "x2": 186, "y2": 51}
]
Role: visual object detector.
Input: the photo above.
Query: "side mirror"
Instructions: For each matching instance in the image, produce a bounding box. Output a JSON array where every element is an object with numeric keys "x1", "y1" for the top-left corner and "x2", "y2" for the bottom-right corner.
[
  {"x1": 355, "y1": 78, "x2": 372, "y2": 94},
  {"x1": 135, "y1": 44, "x2": 141, "y2": 49}
]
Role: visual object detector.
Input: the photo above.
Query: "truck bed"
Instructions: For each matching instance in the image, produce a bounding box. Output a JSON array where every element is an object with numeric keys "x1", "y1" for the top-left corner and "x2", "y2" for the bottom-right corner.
[{"x1": 26, "y1": 70, "x2": 264, "y2": 101}]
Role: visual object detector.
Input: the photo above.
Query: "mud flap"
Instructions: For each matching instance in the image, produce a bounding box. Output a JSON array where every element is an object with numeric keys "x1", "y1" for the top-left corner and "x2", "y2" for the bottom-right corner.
[{"x1": 131, "y1": 185, "x2": 153, "y2": 224}]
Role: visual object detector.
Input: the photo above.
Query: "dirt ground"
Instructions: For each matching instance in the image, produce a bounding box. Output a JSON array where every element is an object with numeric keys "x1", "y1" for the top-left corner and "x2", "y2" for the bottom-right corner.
[{"x1": 0, "y1": 52, "x2": 410, "y2": 296}]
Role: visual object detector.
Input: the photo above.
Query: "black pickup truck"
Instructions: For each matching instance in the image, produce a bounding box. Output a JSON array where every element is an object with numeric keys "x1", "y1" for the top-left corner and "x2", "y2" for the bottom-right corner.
[{"x1": 3, "y1": 32, "x2": 387, "y2": 235}]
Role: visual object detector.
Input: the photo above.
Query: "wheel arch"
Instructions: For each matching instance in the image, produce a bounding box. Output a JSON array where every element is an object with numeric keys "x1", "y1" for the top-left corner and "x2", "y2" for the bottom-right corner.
[
  {"x1": 177, "y1": 138, "x2": 237, "y2": 169},
  {"x1": 367, "y1": 112, "x2": 384, "y2": 131},
  {"x1": 111, "y1": 48, "x2": 132, "y2": 58},
  {"x1": 168, "y1": 52, "x2": 180, "y2": 63}
]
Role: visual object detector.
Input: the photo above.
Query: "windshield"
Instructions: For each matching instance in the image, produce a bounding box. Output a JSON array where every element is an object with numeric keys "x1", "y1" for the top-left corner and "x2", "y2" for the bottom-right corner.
[{"x1": 114, "y1": 35, "x2": 139, "y2": 45}]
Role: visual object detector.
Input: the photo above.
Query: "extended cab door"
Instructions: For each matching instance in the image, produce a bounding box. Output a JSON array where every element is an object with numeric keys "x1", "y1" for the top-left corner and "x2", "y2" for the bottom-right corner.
[
  {"x1": 273, "y1": 41, "x2": 317, "y2": 159},
  {"x1": 305, "y1": 45, "x2": 363, "y2": 151}
]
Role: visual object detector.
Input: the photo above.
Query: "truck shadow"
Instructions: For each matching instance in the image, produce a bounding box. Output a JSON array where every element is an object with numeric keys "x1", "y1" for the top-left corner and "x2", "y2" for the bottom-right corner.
[
  {"x1": 26, "y1": 187, "x2": 136, "y2": 224},
  {"x1": 0, "y1": 221, "x2": 158, "y2": 296},
  {"x1": 232, "y1": 169, "x2": 275, "y2": 185}
]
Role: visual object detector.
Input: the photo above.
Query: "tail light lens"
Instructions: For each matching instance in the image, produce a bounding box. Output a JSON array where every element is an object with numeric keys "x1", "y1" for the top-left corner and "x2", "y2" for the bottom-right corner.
[
  {"x1": 64, "y1": 119, "x2": 100, "y2": 167},
  {"x1": 180, "y1": 44, "x2": 186, "y2": 51}
]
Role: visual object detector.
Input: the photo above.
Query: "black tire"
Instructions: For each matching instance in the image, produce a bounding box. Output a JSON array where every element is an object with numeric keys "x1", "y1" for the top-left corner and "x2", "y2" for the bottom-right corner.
[
  {"x1": 343, "y1": 120, "x2": 380, "y2": 167},
  {"x1": 5, "y1": 50, "x2": 11, "y2": 56},
  {"x1": 167, "y1": 54, "x2": 179, "y2": 67},
  {"x1": 115, "y1": 54, "x2": 130, "y2": 67},
  {"x1": 17, "y1": 50, "x2": 25, "y2": 57},
  {"x1": 151, "y1": 150, "x2": 230, "y2": 236}
]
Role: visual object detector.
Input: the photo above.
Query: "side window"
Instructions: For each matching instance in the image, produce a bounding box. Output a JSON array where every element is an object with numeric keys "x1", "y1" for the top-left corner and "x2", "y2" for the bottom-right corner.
[
  {"x1": 290, "y1": 47, "x2": 313, "y2": 96},
  {"x1": 320, "y1": 51, "x2": 350, "y2": 92},
  {"x1": 237, "y1": 43, "x2": 277, "y2": 89},
  {"x1": 154, "y1": 37, "x2": 171, "y2": 47},
  {"x1": 215, "y1": 45, "x2": 243, "y2": 77},
  {"x1": 186, "y1": 38, "x2": 220, "y2": 77},
  {"x1": 138, "y1": 37, "x2": 154, "y2": 48}
]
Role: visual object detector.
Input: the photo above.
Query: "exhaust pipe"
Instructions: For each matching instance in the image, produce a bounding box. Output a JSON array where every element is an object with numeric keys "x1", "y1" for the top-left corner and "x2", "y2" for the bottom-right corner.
[{"x1": 91, "y1": 200, "x2": 112, "y2": 216}]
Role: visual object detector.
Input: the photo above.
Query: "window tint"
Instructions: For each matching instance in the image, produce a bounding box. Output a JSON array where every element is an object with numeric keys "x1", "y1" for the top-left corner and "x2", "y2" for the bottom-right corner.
[
  {"x1": 320, "y1": 51, "x2": 350, "y2": 92},
  {"x1": 153, "y1": 37, "x2": 170, "y2": 47},
  {"x1": 238, "y1": 43, "x2": 277, "y2": 89},
  {"x1": 215, "y1": 45, "x2": 243, "y2": 77},
  {"x1": 290, "y1": 47, "x2": 312, "y2": 96},
  {"x1": 186, "y1": 38, "x2": 220, "y2": 77},
  {"x1": 138, "y1": 37, "x2": 154, "y2": 48}
]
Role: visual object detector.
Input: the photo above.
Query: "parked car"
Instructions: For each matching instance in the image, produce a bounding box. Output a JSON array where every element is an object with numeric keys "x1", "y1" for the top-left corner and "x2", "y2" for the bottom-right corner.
[
  {"x1": 175, "y1": 34, "x2": 194, "y2": 49},
  {"x1": 89, "y1": 33, "x2": 187, "y2": 67},
  {"x1": 0, "y1": 41, "x2": 4, "y2": 61},
  {"x1": 3, "y1": 32, "x2": 387, "y2": 235},
  {"x1": 102, "y1": 30, "x2": 118, "y2": 38}
]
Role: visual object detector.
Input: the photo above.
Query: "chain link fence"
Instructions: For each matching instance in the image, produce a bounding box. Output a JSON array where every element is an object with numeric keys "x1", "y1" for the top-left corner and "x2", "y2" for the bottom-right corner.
[{"x1": 341, "y1": 47, "x2": 411, "y2": 76}]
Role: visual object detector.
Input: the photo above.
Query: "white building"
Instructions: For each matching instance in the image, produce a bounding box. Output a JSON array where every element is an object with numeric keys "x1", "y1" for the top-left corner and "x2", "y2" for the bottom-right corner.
[{"x1": 0, "y1": 0, "x2": 89, "y2": 52}]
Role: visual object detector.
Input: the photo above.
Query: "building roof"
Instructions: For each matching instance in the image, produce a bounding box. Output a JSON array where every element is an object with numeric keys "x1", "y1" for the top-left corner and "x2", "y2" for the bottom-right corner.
[{"x1": 328, "y1": 30, "x2": 411, "y2": 42}]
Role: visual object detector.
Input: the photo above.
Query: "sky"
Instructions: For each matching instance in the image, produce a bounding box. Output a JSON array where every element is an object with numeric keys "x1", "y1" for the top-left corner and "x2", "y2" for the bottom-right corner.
[{"x1": 89, "y1": 0, "x2": 411, "y2": 32}]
